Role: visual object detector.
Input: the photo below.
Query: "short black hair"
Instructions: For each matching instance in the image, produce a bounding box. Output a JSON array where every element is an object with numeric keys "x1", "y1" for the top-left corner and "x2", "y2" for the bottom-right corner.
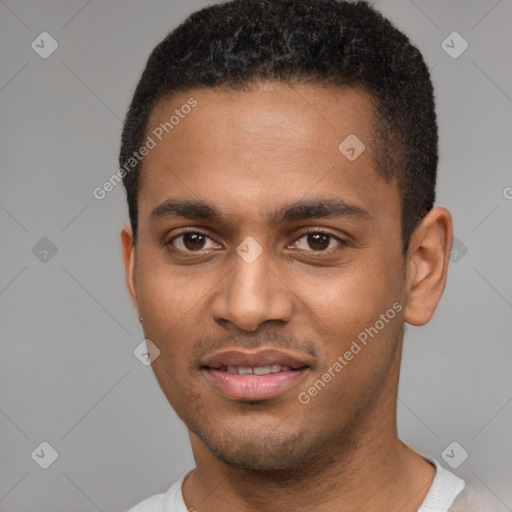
[{"x1": 119, "y1": 0, "x2": 437, "y2": 252}]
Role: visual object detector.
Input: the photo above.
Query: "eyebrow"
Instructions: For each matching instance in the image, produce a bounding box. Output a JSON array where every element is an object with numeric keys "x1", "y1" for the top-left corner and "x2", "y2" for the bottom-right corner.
[
  {"x1": 149, "y1": 197, "x2": 371, "y2": 225},
  {"x1": 273, "y1": 198, "x2": 370, "y2": 224},
  {"x1": 150, "y1": 198, "x2": 221, "y2": 222}
]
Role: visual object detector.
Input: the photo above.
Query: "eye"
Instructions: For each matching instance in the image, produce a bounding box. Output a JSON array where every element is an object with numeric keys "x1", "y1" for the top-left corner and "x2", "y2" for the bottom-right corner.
[
  {"x1": 291, "y1": 231, "x2": 345, "y2": 251},
  {"x1": 167, "y1": 231, "x2": 219, "y2": 252}
]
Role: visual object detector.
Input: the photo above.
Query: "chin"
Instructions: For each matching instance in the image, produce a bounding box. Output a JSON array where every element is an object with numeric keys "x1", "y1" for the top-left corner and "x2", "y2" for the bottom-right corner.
[
  {"x1": 203, "y1": 435, "x2": 310, "y2": 471},
  {"x1": 193, "y1": 419, "x2": 339, "y2": 475}
]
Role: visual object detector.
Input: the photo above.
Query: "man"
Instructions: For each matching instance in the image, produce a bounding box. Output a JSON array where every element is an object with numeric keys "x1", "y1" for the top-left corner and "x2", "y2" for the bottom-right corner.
[{"x1": 119, "y1": 0, "x2": 499, "y2": 510}]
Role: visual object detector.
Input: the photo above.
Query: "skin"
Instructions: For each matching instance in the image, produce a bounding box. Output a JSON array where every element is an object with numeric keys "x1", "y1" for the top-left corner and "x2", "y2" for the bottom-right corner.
[{"x1": 121, "y1": 81, "x2": 453, "y2": 511}]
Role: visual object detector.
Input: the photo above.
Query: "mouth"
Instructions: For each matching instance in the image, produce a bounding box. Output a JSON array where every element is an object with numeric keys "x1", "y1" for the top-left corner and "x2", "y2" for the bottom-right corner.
[
  {"x1": 210, "y1": 363, "x2": 301, "y2": 375},
  {"x1": 201, "y1": 349, "x2": 311, "y2": 401}
]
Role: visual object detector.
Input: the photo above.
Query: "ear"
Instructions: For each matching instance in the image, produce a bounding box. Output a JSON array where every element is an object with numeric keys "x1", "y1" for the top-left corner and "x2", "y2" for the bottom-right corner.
[
  {"x1": 120, "y1": 224, "x2": 139, "y2": 317},
  {"x1": 403, "y1": 207, "x2": 453, "y2": 326}
]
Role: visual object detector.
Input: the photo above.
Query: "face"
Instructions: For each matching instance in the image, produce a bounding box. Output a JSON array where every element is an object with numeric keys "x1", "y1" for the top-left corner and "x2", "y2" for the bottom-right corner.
[{"x1": 122, "y1": 82, "x2": 409, "y2": 471}]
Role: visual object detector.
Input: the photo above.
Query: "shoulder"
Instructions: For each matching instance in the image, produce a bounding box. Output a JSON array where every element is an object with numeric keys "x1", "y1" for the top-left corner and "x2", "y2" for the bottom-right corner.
[
  {"x1": 126, "y1": 471, "x2": 191, "y2": 512},
  {"x1": 418, "y1": 457, "x2": 507, "y2": 512},
  {"x1": 449, "y1": 484, "x2": 509, "y2": 512},
  {"x1": 126, "y1": 492, "x2": 166, "y2": 512}
]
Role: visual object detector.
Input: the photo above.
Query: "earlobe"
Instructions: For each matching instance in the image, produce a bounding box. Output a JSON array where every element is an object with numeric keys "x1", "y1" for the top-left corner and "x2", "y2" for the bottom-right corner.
[
  {"x1": 120, "y1": 225, "x2": 139, "y2": 317},
  {"x1": 403, "y1": 207, "x2": 453, "y2": 326}
]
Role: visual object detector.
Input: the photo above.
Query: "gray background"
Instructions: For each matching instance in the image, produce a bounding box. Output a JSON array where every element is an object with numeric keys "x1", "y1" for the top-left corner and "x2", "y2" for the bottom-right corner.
[{"x1": 1, "y1": 0, "x2": 511, "y2": 510}]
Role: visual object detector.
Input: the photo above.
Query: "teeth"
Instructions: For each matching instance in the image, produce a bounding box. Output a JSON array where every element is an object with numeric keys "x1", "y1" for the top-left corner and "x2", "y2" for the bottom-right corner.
[
  {"x1": 253, "y1": 366, "x2": 271, "y2": 375},
  {"x1": 221, "y1": 364, "x2": 295, "y2": 375}
]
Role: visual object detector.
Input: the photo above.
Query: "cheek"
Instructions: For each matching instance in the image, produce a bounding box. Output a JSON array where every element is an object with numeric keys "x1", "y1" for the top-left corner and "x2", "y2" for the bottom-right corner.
[
  {"x1": 296, "y1": 301, "x2": 403, "y2": 418},
  {"x1": 135, "y1": 262, "x2": 200, "y2": 372},
  {"x1": 137, "y1": 251, "x2": 204, "y2": 326},
  {"x1": 297, "y1": 255, "x2": 402, "y2": 322},
  {"x1": 150, "y1": 357, "x2": 208, "y2": 429},
  {"x1": 291, "y1": 255, "x2": 404, "y2": 369}
]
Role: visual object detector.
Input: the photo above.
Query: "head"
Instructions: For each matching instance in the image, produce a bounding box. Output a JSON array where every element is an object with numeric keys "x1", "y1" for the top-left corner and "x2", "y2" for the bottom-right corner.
[{"x1": 120, "y1": 0, "x2": 452, "y2": 473}]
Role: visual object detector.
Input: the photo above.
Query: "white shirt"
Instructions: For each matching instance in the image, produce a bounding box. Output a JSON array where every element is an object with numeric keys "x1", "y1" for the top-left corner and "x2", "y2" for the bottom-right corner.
[{"x1": 126, "y1": 458, "x2": 500, "y2": 511}]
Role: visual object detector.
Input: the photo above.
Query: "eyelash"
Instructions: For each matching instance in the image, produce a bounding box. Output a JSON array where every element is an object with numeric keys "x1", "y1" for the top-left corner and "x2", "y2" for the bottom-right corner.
[{"x1": 165, "y1": 228, "x2": 346, "y2": 253}]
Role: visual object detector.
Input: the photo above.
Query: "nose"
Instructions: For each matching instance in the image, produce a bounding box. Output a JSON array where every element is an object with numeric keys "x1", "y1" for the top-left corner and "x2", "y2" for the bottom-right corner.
[{"x1": 211, "y1": 244, "x2": 293, "y2": 332}]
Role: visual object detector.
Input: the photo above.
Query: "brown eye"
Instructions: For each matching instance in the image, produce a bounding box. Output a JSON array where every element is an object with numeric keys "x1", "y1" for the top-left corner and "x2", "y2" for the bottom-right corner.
[
  {"x1": 292, "y1": 232, "x2": 344, "y2": 251},
  {"x1": 306, "y1": 233, "x2": 330, "y2": 250},
  {"x1": 168, "y1": 232, "x2": 218, "y2": 252},
  {"x1": 182, "y1": 233, "x2": 206, "y2": 250}
]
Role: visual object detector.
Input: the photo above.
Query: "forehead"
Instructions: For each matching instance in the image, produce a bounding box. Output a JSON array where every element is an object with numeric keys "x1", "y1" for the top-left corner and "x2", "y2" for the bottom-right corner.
[
  {"x1": 145, "y1": 81, "x2": 376, "y2": 161},
  {"x1": 138, "y1": 81, "x2": 398, "y2": 227}
]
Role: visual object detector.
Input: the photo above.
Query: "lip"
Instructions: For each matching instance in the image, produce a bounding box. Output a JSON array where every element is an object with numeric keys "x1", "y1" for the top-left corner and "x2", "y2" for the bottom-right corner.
[
  {"x1": 202, "y1": 348, "x2": 310, "y2": 369},
  {"x1": 201, "y1": 348, "x2": 311, "y2": 401}
]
